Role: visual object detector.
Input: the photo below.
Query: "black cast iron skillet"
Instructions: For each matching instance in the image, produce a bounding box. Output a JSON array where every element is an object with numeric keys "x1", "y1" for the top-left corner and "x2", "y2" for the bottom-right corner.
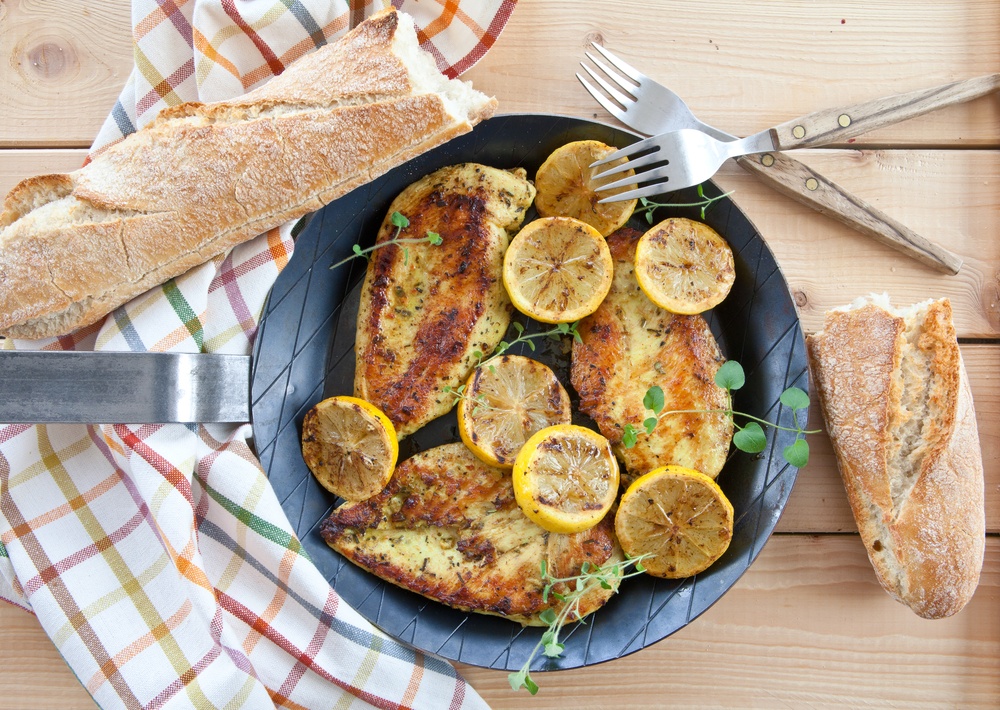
[{"x1": 249, "y1": 114, "x2": 809, "y2": 673}]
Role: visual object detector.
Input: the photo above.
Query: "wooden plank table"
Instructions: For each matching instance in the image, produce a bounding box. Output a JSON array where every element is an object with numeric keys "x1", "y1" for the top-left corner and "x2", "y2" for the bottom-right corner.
[{"x1": 1, "y1": 1, "x2": 997, "y2": 707}]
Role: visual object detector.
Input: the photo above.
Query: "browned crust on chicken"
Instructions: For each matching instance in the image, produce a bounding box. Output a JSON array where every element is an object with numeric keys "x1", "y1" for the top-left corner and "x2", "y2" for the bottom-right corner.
[
  {"x1": 320, "y1": 443, "x2": 621, "y2": 625},
  {"x1": 571, "y1": 227, "x2": 733, "y2": 484},
  {"x1": 354, "y1": 164, "x2": 535, "y2": 438}
]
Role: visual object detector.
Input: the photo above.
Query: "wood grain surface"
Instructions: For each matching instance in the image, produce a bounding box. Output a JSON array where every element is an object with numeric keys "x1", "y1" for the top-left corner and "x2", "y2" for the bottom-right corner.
[{"x1": 1, "y1": 0, "x2": 997, "y2": 708}]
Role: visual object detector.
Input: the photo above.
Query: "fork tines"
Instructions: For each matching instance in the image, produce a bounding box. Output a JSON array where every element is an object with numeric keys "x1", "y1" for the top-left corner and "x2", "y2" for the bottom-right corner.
[{"x1": 577, "y1": 43, "x2": 646, "y2": 119}]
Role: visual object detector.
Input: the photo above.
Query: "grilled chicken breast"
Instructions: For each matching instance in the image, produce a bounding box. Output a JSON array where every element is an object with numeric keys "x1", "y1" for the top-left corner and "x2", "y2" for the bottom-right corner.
[
  {"x1": 354, "y1": 164, "x2": 535, "y2": 438},
  {"x1": 571, "y1": 227, "x2": 733, "y2": 484},
  {"x1": 320, "y1": 443, "x2": 622, "y2": 626}
]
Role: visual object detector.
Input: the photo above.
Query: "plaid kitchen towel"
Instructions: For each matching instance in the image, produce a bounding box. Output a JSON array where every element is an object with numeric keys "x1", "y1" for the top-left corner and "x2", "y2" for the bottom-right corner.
[{"x1": 0, "y1": 0, "x2": 515, "y2": 707}]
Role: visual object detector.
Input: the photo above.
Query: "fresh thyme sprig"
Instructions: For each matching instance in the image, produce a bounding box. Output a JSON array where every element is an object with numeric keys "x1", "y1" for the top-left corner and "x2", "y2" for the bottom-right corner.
[
  {"x1": 509, "y1": 554, "x2": 651, "y2": 695},
  {"x1": 633, "y1": 183, "x2": 734, "y2": 223},
  {"x1": 474, "y1": 320, "x2": 582, "y2": 372},
  {"x1": 440, "y1": 383, "x2": 493, "y2": 416},
  {"x1": 621, "y1": 360, "x2": 819, "y2": 467},
  {"x1": 330, "y1": 211, "x2": 442, "y2": 269}
]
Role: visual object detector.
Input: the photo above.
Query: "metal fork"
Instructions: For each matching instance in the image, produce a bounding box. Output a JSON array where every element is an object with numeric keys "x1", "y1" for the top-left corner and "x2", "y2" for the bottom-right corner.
[
  {"x1": 589, "y1": 67, "x2": 1000, "y2": 203},
  {"x1": 578, "y1": 48, "x2": 1000, "y2": 273},
  {"x1": 578, "y1": 43, "x2": 736, "y2": 143}
]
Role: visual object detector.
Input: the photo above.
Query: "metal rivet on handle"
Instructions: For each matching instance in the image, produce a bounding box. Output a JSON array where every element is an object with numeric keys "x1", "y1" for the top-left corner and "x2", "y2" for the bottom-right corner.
[
  {"x1": 838, "y1": 114, "x2": 852, "y2": 127},
  {"x1": 805, "y1": 178, "x2": 819, "y2": 191},
  {"x1": 792, "y1": 125, "x2": 806, "y2": 139},
  {"x1": 761, "y1": 153, "x2": 775, "y2": 167}
]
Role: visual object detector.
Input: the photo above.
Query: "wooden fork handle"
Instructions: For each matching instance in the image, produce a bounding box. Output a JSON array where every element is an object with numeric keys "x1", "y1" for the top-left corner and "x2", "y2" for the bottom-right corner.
[
  {"x1": 735, "y1": 152, "x2": 963, "y2": 274},
  {"x1": 769, "y1": 73, "x2": 1000, "y2": 150}
]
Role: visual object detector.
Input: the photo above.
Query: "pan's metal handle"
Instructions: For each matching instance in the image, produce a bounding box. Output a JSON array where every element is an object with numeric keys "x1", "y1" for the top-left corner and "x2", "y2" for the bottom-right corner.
[{"x1": 0, "y1": 351, "x2": 251, "y2": 424}]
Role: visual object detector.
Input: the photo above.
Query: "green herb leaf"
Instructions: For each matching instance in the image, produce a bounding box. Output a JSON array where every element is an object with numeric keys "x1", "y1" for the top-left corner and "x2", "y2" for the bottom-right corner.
[
  {"x1": 508, "y1": 668, "x2": 538, "y2": 694},
  {"x1": 632, "y1": 186, "x2": 734, "y2": 223},
  {"x1": 715, "y1": 360, "x2": 746, "y2": 391},
  {"x1": 544, "y1": 641, "x2": 565, "y2": 657},
  {"x1": 518, "y1": 554, "x2": 651, "y2": 693},
  {"x1": 783, "y1": 438, "x2": 810, "y2": 467},
  {"x1": 476, "y1": 322, "x2": 582, "y2": 371},
  {"x1": 331, "y1": 212, "x2": 442, "y2": 269},
  {"x1": 779, "y1": 386, "x2": 810, "y2": 411},
  {"x1": 643, "y1": 386, "x2": 665, "y2": 414},
  {"x1": 622, "y1": 424, "x2": 638, "y2": 449},
  {"x1": 733, "y1": 422, "x2": 767, "y2": 453},
  {"x1": 623, "y1": 359, "x2": 819, "y2": 468}
]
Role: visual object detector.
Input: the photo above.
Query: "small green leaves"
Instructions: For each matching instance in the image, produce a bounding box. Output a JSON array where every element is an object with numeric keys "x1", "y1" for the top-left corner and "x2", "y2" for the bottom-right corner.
[
  {"x1": 783, "y1": 438, "x2": 810, "y2": 467},
  {"x1": 508, "y1": 554, "x2": 651, "y2": 694},
  {"x1": 624, "y1": 359, "x2": 819, "y2": 467},
  {"x1": 541, "y1": 630, "x2": 564, "y2": 658},
  {"x1": 390, "y1": 210, "x2": 409, "y2": 229},
  {"x1": 476, "y1": 321, "x2": 581, "y2": 370},
  {"x1": 780, "y1": 386, "x2": 810, "y2": 411},
  {"x1": 508, "y1": 668, "x2": 538, "y2": 694},
  {"x1": 635, "y1": 185, "x2": 735, "y2": 223},
  {"x1": 621, "y1": 423, "x2": 639, "y2": 449},
  {"x1": 715, "y1": 360, "x2": 745, "y2": 391},
  {"x1": 331, "y1": 211, "x2": 442, "y2": 269},
  {"x1": 643, "y1": 386, "x2": 664, "y2": 414},
  {"x1": 733, "y1": 421, "x2": 767, "y2": 453}
]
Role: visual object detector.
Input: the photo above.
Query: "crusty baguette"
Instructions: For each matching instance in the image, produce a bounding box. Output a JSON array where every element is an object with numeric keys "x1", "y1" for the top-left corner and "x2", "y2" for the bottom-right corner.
[
  {"x1": 807, "y1": 295, "x2": 985, "y2": 619},
  {"x1": 0, "y1": 8, "x2": 497, "y2": 340}
]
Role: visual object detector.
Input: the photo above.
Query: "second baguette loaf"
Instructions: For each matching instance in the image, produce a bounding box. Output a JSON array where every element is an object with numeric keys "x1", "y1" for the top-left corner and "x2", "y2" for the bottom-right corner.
[
  {"x1": 807, "y1": 295, "x2": 985, "y2": 619},
  {"x1": 0, "y1": 8, "x2": 496, "y2": 340}
]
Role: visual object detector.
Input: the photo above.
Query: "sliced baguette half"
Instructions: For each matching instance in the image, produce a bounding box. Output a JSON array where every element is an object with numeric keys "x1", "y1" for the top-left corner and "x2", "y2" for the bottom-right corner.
[{"x1": 807, "y1": 295, "x2": 985, "y2": 619}]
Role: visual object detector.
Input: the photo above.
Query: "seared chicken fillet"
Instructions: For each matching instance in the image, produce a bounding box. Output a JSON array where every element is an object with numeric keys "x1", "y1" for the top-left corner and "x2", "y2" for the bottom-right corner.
[
  {"x1": 354, "y1": 163, "x2": 535, "y2": 438},
  {"x1": 571, "y1": 227, "x2": 733, "y2": 484},
  {"x1": 320, "y1": 443, "x2": 622, "y2": 626}
]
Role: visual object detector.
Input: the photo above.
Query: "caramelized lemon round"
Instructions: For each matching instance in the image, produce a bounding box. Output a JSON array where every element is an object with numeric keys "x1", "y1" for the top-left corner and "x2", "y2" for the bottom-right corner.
[
  {"x1": 534, "y1": 139, "x2": 637, "y2": 236},
  {"x1": 615, "y1": 465, "x2": 734, "y2": 578},
  {"x1": 512, "y1": 424, "x2": 619, "y2": 534},
  {"x1": 457, "y1": 355, "x2": 572, "y2": 468},
  {"x1": 301, "y1": 396, "x2": 398, "y2": 501},
  {"x1": 634, "y1": 217, "x2": 735, "y2": 314},
  {"x1": 502, "y1": 216, "x2": 613, "y2": 324}
]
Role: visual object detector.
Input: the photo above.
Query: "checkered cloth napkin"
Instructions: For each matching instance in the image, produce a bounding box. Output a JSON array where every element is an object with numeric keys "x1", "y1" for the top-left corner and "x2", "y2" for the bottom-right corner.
[{"x1": 0, "y1": 1, "x2": 515, "y2": 707}]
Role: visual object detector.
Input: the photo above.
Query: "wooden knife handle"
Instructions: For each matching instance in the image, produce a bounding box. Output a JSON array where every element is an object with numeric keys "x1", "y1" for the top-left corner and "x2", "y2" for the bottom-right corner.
[
  {"x1": 769, "y1": 73, "x2": 1000, "y2": 150},
  {"x1": 734, "y1": 152, "x2": 963, "y2": 274}
]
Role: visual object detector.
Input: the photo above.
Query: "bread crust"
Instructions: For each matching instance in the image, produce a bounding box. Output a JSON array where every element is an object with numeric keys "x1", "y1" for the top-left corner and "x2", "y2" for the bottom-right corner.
[
  {"x1": 0, "y1": 8, "x2": 497, "y2": 340},
  {"x1": 807, "y1": 297, "x2": 985, "y2": 619}
]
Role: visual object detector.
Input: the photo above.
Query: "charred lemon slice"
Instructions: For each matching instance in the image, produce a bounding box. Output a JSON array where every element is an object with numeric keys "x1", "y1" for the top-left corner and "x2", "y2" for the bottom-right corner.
[
  {"x1": 457, "y1": 355, "x2": 572, "y2": 468},
  {"x1": 634, "y1": 217, "x2": 735, "y2": 314},
  {"x1": 301, "y1": 396, "x2": 398, "y2": 501},
  {"x1": 512, "y1": 424, "x2": 619, "y2": 534},
  {"x1": 534, "y1": 139, "x2": 637, "y2": 236},
  {"x1": 615, "y1": 465, "x2": 734, "y2": 578},
  {"x1": 502, "y1": 216, "x2": 613, "y2": 324}
]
